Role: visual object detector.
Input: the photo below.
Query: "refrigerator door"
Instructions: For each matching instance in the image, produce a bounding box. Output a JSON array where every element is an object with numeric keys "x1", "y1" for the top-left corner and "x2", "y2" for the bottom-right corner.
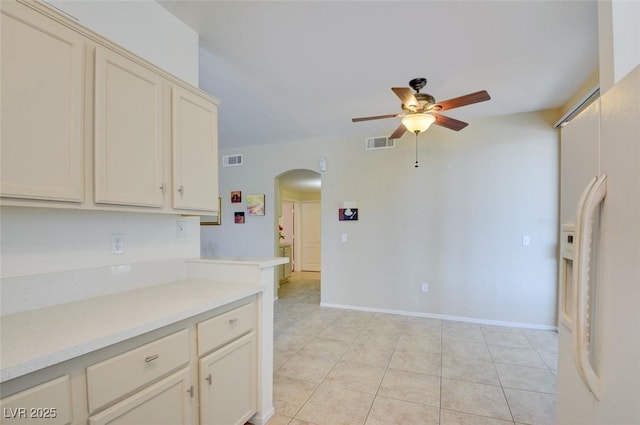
[
  {"x1": 556, "y1": 65, "x2": 640, "y2": 425},
  {"x1": 592, "y1": 65, "x2": 640, "y2": 425},
  {"x1": 556, "y1": 97, "x2": 600, "y2": 425}
]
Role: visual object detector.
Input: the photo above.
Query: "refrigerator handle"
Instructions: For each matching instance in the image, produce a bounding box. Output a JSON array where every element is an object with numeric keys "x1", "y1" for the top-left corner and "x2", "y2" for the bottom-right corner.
[{"x1": 573, "y1": 174, "x2": 607, "y2": 400}]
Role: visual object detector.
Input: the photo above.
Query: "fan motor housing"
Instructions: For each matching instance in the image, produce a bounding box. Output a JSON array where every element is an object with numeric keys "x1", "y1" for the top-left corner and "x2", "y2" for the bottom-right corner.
[{"x1": 402, "y1": 92, "x2": 438, "y2": 113}]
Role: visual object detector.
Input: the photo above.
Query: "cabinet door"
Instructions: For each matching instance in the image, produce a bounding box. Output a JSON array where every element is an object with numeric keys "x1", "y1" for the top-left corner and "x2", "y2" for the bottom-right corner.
[
  {"x1": 1, "y1": 1, "x2": 84, "y2": 202},
  {"x1": 199, "y1": 333, "x2": 256, "y2": 425},
  {"x1": 88, "y1": 368, "x2": 193, "y2": 425},
  {"x1": 172, "y1": 87, "x2": 219, "y2": 212},
  {"x1": 0, "y1": 375, "x2": 72, "y2": 425},
  {"x1": 94, "y1": 47, "x2": 165, "y2": 207}
]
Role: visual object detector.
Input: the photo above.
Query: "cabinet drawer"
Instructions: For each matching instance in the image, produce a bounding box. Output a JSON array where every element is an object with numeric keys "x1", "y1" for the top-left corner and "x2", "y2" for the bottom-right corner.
[
  {"x1": 197, "y1": 302, "x2": 255, "y2": 356},
  {"x1": 0, "y1": 375, "x2": 72, "y2": 425},
  {"x1": 86, "y1": 329, "x2": 189, "y2": 414}
]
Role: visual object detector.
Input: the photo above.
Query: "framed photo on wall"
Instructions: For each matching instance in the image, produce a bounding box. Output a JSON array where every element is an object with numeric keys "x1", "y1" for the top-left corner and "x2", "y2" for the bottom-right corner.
[
  {"x1": 247, "y1": 194, "x2": 265, "y2": 216},
  {"x1": 231, "y1": 191, "x2": 242, "y2": 203},
  {"x1": 338, "y1": 208, "x2": 358, "y2": 221}
]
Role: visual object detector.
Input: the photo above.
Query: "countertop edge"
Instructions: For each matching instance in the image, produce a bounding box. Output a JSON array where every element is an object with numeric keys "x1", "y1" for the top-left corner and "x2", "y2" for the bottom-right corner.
[
  {"x1": 0, "y1": 280, "x2": 263, "y2": 383},
  {"x1": 188, "y1": 256, "x2": 289, "y2": 267}
]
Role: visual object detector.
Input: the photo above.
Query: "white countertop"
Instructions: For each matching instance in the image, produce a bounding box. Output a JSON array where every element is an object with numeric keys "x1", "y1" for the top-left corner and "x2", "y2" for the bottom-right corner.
[
  {"x1": 0, "y1": 279, "x2": 262, "y2": 383},
  {"x1": 189, "y1": 257, "x2": 289, "y2": 268}
]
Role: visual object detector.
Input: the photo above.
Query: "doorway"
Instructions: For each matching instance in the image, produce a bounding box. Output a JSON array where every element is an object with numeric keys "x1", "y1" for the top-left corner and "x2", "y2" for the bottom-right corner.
[{"x1": 276, "y1": 169, "x2": 321, "y2": 276}]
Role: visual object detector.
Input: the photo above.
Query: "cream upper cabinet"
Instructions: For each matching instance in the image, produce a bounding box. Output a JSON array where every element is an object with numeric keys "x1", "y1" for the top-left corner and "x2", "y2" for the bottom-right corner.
[
  {"x1": 1, "y1": 0, "x2": 220, "y2": 214},
  {"x1": 94, "y1": 47, "x2": 165, "y2": 207},
  {"x1": 172, "y1": 87, "x2": 219, "y2": 212},
  {"x1": 0, "y1": 0, "x2": 84, "y2": 202}
]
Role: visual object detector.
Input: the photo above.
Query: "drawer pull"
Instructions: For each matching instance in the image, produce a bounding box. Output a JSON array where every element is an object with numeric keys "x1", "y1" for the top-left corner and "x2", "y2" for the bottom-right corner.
[
  {"x1": 228, "y1": 318, "x2": 238, "y2": 325},
  {"x1": 144, "y1": 354, "x2": 159, "y2": 363},
  {"x1": 205, "y1": 373, "x2": 212, "y2": 385}
]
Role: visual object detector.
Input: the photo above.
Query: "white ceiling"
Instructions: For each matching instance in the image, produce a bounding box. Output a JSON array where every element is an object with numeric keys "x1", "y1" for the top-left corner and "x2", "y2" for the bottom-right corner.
[{"x1": 159, "y1": 1, "x2": 599, "y2": 151}]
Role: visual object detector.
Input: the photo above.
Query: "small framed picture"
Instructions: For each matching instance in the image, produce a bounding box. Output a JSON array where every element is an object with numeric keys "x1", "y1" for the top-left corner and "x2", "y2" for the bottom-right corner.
[
  {"x1": 247, "y1": 194, "x2": 265, "y2": 216},
  {"x1": 231, "y1": 191, "x2": 242, "y2": 203},
  {"x1": 339, "y1": 208, "x2": 358, "y2": 221},
  {"x1": 234, "y1": 211, "x2": 245, "y2": 223}
]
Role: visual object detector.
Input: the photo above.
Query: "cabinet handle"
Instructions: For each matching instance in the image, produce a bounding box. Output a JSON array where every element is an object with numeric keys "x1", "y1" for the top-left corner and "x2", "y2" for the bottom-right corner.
[
  {"x1": 187, "y1": 385, "x2": 194, "y2": 398},
  {"x1": 205, "y1": 373, "x2": 212, "y2": 385},
  {"x1": 228, "y1": 318, "x2": 238, "y2": 325},
  {"x1": 144, "y1": 354, "x2": 159, "y2": 363},
  {"x1": 159, "y1": 183, "x2": 166, "y2": 193},
  {"x1": 177, "y1": 185, "x2": 184, "y2": 195}
]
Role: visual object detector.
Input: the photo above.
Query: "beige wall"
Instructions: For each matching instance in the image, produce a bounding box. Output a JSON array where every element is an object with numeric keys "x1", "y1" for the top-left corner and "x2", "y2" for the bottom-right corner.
[
  {"x1": 281, "y1": 189, "x2": 321, "y2": 202},
  {"x1": 203, "y1": 110, "x2": 560, "y2": 327}
]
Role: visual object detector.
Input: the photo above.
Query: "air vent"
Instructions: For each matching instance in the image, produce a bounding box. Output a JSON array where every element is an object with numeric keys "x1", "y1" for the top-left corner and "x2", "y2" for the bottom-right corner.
[
  {"x1": 365, "y1": 136, "x2": 395, "y2": 150},
  {"x1": 222, "y1": 154, "x2": 243, "y2": 167}
]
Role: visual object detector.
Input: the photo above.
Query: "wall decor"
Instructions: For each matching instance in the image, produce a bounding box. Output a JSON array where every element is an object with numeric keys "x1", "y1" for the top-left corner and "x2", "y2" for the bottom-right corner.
[
  {"x1": 234, "y1": 211, "x2": 245, "y2": 223},
  {"x1": 231, "y1": 191, "x2": 242, "y2": 203},
  {"x1": 339, "y1": 208, "x2": 358, "y2": 221},
  {"x1": 247, "y1": 194, "x2": 265, "y2": 216},
  {"x1": 200, "y1": 197, "x2": 222, "y2": 225}
]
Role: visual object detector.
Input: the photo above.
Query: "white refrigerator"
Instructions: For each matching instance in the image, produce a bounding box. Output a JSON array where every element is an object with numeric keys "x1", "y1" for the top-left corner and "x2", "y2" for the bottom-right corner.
[{"x1": 556, "y1": 64, "x2": 639, "y2": 424}]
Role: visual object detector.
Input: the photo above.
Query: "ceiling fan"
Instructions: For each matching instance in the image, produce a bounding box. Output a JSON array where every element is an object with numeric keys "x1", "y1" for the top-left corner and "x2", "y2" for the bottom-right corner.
[{"x1": 352, "y1": 78, "x2": 491, "y2": 139}]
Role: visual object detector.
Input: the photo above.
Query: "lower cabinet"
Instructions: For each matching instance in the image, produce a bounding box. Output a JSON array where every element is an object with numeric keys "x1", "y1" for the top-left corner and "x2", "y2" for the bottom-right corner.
[
  {"x1": 88, "y1": 368, "x2": 193, "y2": 425},
  {"x1": 0, "y1": 375, "x2": 73, "y2": 425},
  {"x1": 0, "y1": 298, "x2": 258, "y2": 425},
  {"x1": 198, "y1": 333, "x2": 256, "y2": 425}
]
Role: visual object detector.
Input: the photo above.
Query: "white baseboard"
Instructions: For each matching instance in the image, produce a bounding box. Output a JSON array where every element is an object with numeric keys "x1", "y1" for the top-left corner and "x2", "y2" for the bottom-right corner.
[
  {"x1": 249, "y1": 406, "x2": 275, "y2": 425},
  {"x1": 319, "y1": 302, "x2": 558, "y2": 331}
]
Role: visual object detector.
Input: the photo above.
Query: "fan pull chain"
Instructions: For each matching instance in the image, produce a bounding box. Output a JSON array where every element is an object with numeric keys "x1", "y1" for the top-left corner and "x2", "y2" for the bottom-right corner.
[{"x1": 414, "y1": 131, "x2": 419, "y2": 168}]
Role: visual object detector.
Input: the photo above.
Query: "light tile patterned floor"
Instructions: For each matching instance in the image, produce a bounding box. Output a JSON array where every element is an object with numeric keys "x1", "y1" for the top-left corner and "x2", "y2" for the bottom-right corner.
[{"x1": 268, "y1": 272, "x2": 557, "y2": 425}]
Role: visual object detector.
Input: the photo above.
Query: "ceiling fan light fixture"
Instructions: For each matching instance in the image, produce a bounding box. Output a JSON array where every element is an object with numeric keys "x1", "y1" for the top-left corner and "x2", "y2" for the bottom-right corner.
[{"x1": 401, "y1": 113, "x2": 436, "y2": 134}]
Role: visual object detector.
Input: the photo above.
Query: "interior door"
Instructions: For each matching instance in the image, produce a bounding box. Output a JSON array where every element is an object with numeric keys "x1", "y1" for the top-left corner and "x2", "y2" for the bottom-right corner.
[{"x1": 300, "y1": 201, "x2": 321, "y2": 272}]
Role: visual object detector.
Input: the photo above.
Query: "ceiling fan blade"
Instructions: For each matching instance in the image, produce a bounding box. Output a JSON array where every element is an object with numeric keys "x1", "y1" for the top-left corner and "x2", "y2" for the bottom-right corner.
[
  {"x1": 391, "y1": 87, "x2": 418, "y2": 107},
  {"x1": 433, "y1": 113, "x2": 468, "y2": 131},
  {"x1": 390, "y1": 124, "x2": 407, "y2": 139},
  {"x1": 352, "y1": 113, "x2": 399, "y2": 123},
  {"x1": 435, "y1": 90, "x2": 491, "y2": 111}
]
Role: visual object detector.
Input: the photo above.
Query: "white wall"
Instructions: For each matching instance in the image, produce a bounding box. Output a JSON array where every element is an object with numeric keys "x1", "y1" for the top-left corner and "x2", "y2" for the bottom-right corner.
[
  {"x1": 48, "y1": 0, "x2": 199, "y2": 85},
  {"x1": 0, "y1": 1, "x2": 201, "y2": 279},
  {"x1": 203, "y1": 110, "x2": 560, "y2": 327},
  {"x1": 598, "y1": 0, "x2": 640, "y2": 92},
  {"x1": 0, "y1": 207, "x2": 200, "y2": 277}
]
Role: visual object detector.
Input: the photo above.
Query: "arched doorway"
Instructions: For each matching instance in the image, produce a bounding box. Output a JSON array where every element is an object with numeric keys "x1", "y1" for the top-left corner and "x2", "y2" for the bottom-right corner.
[
  {"x1": 275, "y1": 169, "x2": 321, "y2": 300},
  {"x1": 276, "y1": 169, "x2": 321, "y2": 272}
]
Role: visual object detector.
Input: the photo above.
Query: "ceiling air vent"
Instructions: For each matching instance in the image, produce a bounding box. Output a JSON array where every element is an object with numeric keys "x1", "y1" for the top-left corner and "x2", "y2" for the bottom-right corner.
[
  {"x1": 222, "y1": 154, "x2": 243, "y2": 167},
  {"x1": 365, "y1": 136, "x2": 395, "y2": 151}
]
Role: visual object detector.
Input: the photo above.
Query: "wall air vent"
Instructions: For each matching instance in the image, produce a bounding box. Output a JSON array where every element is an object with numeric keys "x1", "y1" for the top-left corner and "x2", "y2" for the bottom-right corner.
[
  {"x1": 365, "y1": 136, "x2": 395, "y2": 150},
  {"x1": 222, "y1": 154, "x2": 243, "y2": 167}
]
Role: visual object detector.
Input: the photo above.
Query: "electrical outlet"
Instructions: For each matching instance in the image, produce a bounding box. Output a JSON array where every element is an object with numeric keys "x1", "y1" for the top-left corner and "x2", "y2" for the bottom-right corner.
[
  {"x1": 110, "y1": 234, "x2": 124, "y2": 255},
  {"x1": 421, "y1": 282, "x2": 429, "y2": 292},
  {"x1": 176, "y1": 220, "x2": 186, "y2": 237}
]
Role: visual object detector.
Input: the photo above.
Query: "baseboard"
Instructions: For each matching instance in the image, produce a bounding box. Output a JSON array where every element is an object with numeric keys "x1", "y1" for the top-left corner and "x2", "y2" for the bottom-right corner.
[
  {"x1": 319, "y1": 302, "x2": 558, "y2": 331},
  {"x1": 249, "y1": 406, "x2": 275, "y2": 425}
]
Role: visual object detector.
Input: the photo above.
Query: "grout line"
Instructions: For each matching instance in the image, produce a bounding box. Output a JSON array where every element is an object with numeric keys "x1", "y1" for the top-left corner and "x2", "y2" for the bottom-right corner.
[{"x1": 274, "y1": 273, "x2": 557, "y2": 425}]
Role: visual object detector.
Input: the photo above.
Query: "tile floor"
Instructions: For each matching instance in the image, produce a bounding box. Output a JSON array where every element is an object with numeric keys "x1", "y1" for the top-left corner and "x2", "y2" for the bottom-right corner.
[{"x1": 267, "y1": 272, "x2": 558, "y2": 425}]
